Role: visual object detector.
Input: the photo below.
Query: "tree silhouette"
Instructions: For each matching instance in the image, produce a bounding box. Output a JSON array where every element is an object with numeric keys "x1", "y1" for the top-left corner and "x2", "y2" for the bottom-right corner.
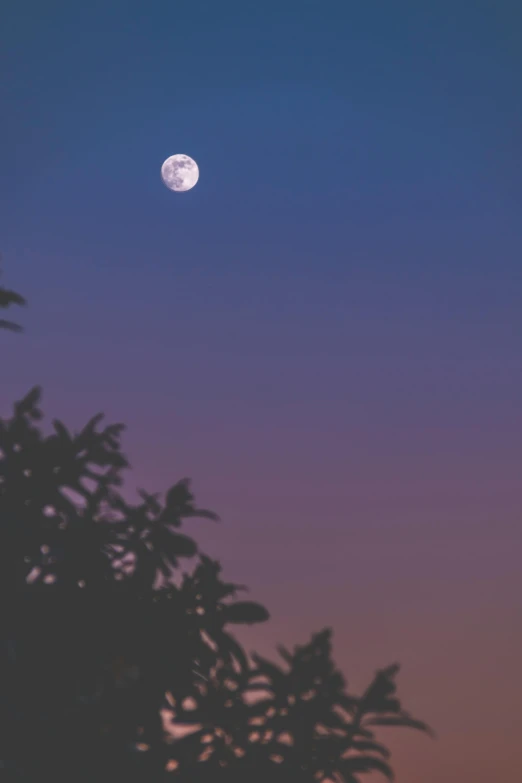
[
  {"x1": 1, "y1": 273, "x2": 432, "y2": 781},
  {"x1": 0, "y1": 264, "x2": 26, "y2": 332},
  {"x1": 0, "y1": 388, "x2": 432, "y2": 782}
]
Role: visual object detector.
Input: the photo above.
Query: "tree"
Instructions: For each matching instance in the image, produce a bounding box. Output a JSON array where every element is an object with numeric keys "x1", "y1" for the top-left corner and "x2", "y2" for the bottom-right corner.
[
  {"x1": 0, "y1": 264, "x2": 26, "y2": 332},
  {"x1": 0, "y1": 274, "x2": 431, "y2": 780},
  {"x1": 0, "y1": 388, "x2": 431, "y2": 783}
]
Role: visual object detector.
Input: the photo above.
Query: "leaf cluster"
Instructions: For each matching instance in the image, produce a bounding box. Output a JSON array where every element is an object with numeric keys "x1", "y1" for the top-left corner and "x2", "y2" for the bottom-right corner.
[
  {"x1": 0, "y1": 265, "x2": 26, "y2": 332},
  {"x1": 0, "y1": 389, "x2": 431, "y2": 783}
]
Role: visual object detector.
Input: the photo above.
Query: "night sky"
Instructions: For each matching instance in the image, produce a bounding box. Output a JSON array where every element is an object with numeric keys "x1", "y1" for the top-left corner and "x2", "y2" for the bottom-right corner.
[{"x1": 2, "y1": 2, "x2": 522, "y2": 781}]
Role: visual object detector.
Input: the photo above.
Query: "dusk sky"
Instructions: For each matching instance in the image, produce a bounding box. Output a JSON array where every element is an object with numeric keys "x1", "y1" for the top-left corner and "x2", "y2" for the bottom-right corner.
[{"x1": 2, "y1": 2, "x2": 522, "y2": 781}]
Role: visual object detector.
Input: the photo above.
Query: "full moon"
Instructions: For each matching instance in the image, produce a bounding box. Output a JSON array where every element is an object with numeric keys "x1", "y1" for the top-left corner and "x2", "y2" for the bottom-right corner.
[{"x1": 161, "y1": 154, "x2": 199, "y2": 192}]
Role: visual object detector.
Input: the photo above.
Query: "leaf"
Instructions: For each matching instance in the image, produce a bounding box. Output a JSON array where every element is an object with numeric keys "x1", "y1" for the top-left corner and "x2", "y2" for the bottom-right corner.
[
  {"x1": 160, "y1": 531, "x2": 198, "y2": 559},
  {"x1": 363, "y1": 715, "x2": 434, "y2": 736},
  {"x1": 165, "y1": 478, "x2": 194, "y2": 509},
  {"x1": 138, "y1": 490, "x2": 161, "y2": 514},
  {"x1": 341, "y1": 755, "x2": 394, "y2": 780},
  {"x1": 222, "y1": 601, "x2": 269, "y2": 625},
  {"x1": 0, "y1": 319, "x2": 22, "y2": 331},
  {"x1": 350, "y1": 739, "x2": 391, "y2": 758},
  {"x1": 251, "y1": 654, "x2": 287, "y2": 687},
  {"x1": 317, "y1": 710, "x2": 352, "y2": 732},
  {"x1": 277, "y1": 645, "x2": 294, "y2": 665},
  {"x1": 216, "y1": 580, "x2": 246, "y2": 599},
  {"x1": 212, "y1": 629, "x2": 250, "y2": 673},
  {"x1": 336, "y1": 693, "x2": 358, "y2": 714},
  {"x1": 77, "y1": 413, "x2": 105, "y2": 445},
  {"x1": 0, "y1": 286, "x2": 26, "y2": 308},
  {"x1": 163, "y1": 479, "x2": 219, "y2": 524},
  {"x1": 359, "y1": 664, "x2": 401, "y2": 712},
  {"x1": 14, "y1": 387, "x2": 42, "y2": 417},
  {"x1": 53, "y1": 420, "x2": 72, "y2": 443}
]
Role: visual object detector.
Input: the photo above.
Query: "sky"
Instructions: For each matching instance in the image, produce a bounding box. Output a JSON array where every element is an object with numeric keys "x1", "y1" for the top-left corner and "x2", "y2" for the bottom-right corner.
[{"x1": 2, "y1": 1, "x2": 522, "y2": 780}]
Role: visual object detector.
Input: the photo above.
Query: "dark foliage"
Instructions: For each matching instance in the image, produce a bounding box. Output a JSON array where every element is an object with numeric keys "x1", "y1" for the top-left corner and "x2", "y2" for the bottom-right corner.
[
  {"x1": 0, "y1": 388, "x2": 431, "y2": 783},
  {"x1": 0, "y1": 266, "x2": 26, "y2": 332}
]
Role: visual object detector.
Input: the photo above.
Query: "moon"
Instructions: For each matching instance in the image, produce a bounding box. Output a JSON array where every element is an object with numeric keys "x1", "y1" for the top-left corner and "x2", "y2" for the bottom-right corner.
[{"x1": 161, "y1": 154, "x2": 199, "y2": 192}]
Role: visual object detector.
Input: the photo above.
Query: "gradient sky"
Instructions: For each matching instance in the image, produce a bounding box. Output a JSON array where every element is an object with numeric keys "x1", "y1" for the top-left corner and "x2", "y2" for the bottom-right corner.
[{"x1": 2, "y1": 2, "x2": 522, "y2": 781}]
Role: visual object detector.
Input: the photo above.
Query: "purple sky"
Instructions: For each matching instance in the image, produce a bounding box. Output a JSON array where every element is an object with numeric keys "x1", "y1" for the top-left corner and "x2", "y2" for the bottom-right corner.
[{"x1": 2, "y1": 2, "x2": 522, "y2": 780}]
